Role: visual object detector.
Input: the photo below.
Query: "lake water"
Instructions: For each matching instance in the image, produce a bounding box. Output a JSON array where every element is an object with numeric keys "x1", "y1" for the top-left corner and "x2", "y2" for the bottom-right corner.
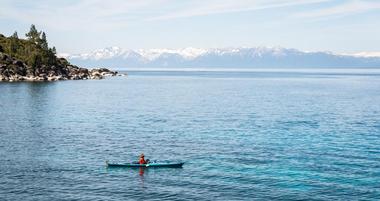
[{"x1": 1, "y1": 69, "x2": 380, "y2": 200}]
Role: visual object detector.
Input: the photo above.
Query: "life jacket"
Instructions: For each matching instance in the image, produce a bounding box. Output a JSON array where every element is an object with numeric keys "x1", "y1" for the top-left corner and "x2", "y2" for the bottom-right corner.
[{"x1": 139, "y1": 157, "x2": 146, "y2": 164}]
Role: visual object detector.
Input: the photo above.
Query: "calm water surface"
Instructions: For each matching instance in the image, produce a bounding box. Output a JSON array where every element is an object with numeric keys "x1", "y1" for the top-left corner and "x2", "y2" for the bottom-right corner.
[{"x1": 1, "y1": 70, "x2": 380, "y2": 200}]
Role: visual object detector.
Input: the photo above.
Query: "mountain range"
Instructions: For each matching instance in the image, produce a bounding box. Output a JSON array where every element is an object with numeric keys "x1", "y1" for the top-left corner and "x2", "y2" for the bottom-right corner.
[{"x1": 60, "y1": 47, "x2": 380, "y2": 69}]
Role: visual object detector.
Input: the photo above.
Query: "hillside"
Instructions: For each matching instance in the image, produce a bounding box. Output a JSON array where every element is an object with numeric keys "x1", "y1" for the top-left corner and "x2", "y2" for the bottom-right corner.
[{"x1": 0, "y1": 25, "x2": 116, "y2": 81}]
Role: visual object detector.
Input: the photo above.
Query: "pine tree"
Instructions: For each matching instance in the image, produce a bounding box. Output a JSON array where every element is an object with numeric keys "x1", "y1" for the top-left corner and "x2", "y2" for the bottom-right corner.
[
  {"x1": 40, "y1": 32, "x2": 48, "y2": 50},
  {"x1": 10, "y1": 31, "x2": 19, "y2": 56},
  {"x1": 0, "y1": 24, "x2": 70, "y2": 72},
  {"x1": 25, "y1": 24, "x2": 41, "y2": 44},
  {"x1": 11, "y1": 31, "x2": 18, "y2": 39},
  {"x1": 31, "y1": 54, "x2": 42, "y2": 75},
  {"x1": 46, "y1": 46, "x2": 57, "y2": 65},
  {"x1": 51, "y1": 46, "x2": 56, "y2": 55}
]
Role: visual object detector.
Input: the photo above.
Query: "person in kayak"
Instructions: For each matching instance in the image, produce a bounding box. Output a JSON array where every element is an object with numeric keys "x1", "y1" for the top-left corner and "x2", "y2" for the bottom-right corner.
[{"x1": 139, "y1": 153, "x2": 149, "y2": 164}]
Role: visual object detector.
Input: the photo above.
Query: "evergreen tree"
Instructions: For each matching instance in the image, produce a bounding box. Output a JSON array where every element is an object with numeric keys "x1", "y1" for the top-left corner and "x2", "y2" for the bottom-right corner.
[
  {"x1": 51, "y1": 46, "x2": 56, "y2": 55},
  {"x1": 46, "y1": 47, "x2": 57, "y2": 65},
  {"x1": 11, "y1": 31, "x2": 18, "y2": 39},
  {"x1": 10, "y1": 31, "x2": 19, "y2": 56},
  {"x1": 10, "y1": 41, "x2": 18, "y2": 56},
  {"x1": 25, "y1": 24, "x2": 41, "y2": 44},
  {"x1": 40, "y1": 32, "x2": 48, "y2": 50},
  {"x1": 0, "y1": 24, "x2": 70, "y2": 71},
  {"x1": 31, "y1": 54, "x2": 42, "y2": 75}
]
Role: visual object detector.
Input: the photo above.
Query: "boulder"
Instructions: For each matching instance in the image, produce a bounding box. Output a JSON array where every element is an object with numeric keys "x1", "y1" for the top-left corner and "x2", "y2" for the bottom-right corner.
[
  {"x1": 90, "y1": 72, "x2": 102, "y2": 79},
  {"x1": 48, "y1": 76, "x2": 57, "y2": 81},
  {"x1": 12, "y1": 60, "x2": 24, "y2": 67}
]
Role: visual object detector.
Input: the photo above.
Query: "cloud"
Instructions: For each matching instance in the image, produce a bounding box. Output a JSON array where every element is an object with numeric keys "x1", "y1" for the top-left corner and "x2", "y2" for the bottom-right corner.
[
  {"x1": 148, "y1": 0, "x2": 329, "y2": 21},
  {"x1": 0, "y1": 0, "x2": 330, "y2": 30},
  {"x1": 0, "y1": 0, "x2": 167, "y2": 31},
  {"x1": 295, "y1": 0, "x2": 380, "y2": 18},
  {"x1": 1, "y1": 0, "x2": 378, "y2": 30}
]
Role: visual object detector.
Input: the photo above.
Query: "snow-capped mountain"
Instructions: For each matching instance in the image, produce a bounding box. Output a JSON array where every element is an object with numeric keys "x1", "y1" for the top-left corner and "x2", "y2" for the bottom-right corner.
[{"x1": 59, "y1": 47, "x2": 380, "y2": 69}]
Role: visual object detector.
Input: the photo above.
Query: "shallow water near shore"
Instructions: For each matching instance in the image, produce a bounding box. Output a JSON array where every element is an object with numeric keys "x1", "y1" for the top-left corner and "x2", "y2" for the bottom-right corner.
[{"x1": 1, "y1": 69, "x2": 380, "y2": 200}]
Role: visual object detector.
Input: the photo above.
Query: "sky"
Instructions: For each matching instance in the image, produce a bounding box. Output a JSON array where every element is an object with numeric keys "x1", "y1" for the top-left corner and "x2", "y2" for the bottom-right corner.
[{"x1": 0, "y1": 0, "x2": 379, "y2": 54}]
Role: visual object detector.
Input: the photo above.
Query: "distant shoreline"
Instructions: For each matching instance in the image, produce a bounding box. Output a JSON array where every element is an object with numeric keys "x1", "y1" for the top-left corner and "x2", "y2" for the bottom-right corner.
[{"x1": 117, "y1": 67, "x2": 380, "y2": 74}]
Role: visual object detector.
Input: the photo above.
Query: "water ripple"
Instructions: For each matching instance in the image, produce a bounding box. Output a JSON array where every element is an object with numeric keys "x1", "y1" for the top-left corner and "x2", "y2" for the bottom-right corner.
[{"x1": 1, "y1": 74, "x2": 380, "y2": 200}]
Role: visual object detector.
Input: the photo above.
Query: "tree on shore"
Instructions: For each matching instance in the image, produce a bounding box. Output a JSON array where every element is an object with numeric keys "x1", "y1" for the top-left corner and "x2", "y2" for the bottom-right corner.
[
  {"x1": 40, "y1": 32, "x2": 48, "y2": 50},
  {"x1": 10, "y1": 31, "x2": 19, "y2": 56},
  {"x1": 51, "y1": 46, "x2": 56, "y2": 55},
  {"x1": 25, "y1": 24, "x2": 41, "y2": 44},
  {"x1": 0, "y1": 24, "x2": 65, "y2": 72},
  {"x1": 31, "y1": 54, "x2": 42, "y2": 75},
  {"x1": 11, "y1": 31, "x2": 18, "y2": 39},
  {"x1": 45, "y1": 47, "x2": 57, "y2": 65}
]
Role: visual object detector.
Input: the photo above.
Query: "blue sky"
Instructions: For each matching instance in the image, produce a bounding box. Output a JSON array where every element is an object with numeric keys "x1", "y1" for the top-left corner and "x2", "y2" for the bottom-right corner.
[{"x1": 0, "y1": 0, "x2": 379, "y2": 54}]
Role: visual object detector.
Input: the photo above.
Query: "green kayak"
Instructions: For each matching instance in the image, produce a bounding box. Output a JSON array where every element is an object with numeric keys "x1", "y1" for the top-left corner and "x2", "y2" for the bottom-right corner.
[{"x1": 106, "y1": 161, "x2": 184, "y2": 168}]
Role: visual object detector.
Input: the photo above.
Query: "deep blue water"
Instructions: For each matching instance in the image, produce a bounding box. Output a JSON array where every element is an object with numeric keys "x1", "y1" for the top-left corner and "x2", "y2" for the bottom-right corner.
[{"x1": 1, "y1": 70, "x2": 380, "y2": 200}]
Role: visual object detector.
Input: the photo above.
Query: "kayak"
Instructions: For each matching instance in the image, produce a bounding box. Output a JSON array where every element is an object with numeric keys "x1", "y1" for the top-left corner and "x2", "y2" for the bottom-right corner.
[{"x1": 106, "y1": 161, "x2": 184, "y2": 168}]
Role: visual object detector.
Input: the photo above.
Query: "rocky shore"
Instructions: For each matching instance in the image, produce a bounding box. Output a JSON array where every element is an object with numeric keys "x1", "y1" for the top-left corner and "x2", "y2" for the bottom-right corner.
[{"x1": 0, "y1": 52, "x2": 117, "y2": 82}]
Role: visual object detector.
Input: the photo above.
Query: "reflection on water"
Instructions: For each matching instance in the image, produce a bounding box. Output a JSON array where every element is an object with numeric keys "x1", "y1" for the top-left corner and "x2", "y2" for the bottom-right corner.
[{"x1": 139, "y1": 167, "x2": 145, "y2": 176}]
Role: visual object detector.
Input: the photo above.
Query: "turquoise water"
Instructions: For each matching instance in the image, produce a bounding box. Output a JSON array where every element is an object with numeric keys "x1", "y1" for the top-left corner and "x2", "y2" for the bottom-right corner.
[{"x1": 1, "y1": 70, "x2": 380, "y2": 200}]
